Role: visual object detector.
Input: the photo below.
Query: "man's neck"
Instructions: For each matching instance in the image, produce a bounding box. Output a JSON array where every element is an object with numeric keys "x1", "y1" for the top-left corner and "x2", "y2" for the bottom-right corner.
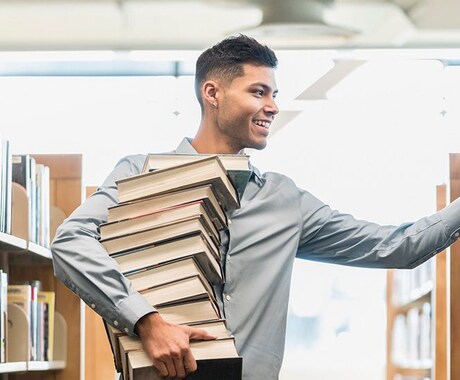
[{"x1": 192, "y1": 125, "x2": 242, "y2": 155}]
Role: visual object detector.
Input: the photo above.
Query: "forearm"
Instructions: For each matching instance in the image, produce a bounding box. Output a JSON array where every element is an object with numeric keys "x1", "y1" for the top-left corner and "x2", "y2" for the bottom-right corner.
[{"x1": 52, "y1": 213, "x2": 155, "y2": 335}]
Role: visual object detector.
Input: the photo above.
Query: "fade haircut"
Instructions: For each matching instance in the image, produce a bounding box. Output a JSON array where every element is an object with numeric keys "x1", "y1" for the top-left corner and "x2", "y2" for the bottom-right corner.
[{"x1": 194, "y1": 34, "x2": 278, "y2": 109}]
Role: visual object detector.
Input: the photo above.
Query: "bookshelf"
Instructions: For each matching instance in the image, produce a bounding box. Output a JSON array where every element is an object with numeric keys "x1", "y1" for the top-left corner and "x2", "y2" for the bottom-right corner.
[
  {"x1": 386, "y1": 181, "x2": 450, "y2": 380},
  {"x1": 447, "y1": 153, "x2": 460, "y2": 380},
  {"x1": 0, "y1": 154, "x2": 83, "y2": 380}
]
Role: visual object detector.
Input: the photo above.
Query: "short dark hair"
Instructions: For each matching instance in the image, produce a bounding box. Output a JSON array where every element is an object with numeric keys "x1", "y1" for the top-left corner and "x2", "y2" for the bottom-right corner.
[{"x1": 194, "y1": 34, "x2": 278, "y2": 109}]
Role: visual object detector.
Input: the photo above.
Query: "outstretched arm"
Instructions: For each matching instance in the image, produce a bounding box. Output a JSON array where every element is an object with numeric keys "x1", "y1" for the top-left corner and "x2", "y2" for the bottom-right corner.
[{"x1": 296, "y1": 187, "x2": 460, "y2": 269}]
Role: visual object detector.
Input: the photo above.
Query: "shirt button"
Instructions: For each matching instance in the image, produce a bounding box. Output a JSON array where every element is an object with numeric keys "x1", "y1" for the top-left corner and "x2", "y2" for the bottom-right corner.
[
  {"x1": 113, "y1": 320, "x2": 119, "y2": 326},
  {"x1": 225, "y1": 294, "x2": 231, "y2": 301},
  {"x1": 228, "y1": 219, "x2": 232, "y2": 225},
  {"x1": 124, "y1": 328, "x2": 129, "y2": 333},
  {"x1": 91, "y1": 303, "x2": 96, "y2": 309},
  {"x1": 455, "y1": 232, "x2": 460, "y2": 238}
]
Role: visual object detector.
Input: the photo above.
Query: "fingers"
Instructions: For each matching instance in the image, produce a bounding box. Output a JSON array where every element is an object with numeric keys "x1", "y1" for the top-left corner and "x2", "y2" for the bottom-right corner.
[
  {"x1": 153, "y1": 345, "x2": 193, "y2": 379},
  {"x1": 187, "y1": 326, "x2": 218, "y2": 341},
  {"x1": 152, "y1": 360, "x2": 168, "y2": 378},
  {"x1": 183, "y1": 349, "x2": 198, "y2": 374},
  {"x1": 173, "y1": 354, "x2": 186, "y2": 378}
]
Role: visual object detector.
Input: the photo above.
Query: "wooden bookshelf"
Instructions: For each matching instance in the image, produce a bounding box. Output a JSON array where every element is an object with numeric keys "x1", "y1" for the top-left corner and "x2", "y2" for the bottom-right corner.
[
  {"x1": 0, "y1": 154, "x2": 83, "y2": 380},
  {"x1": 448, "y1": 153, "x2": 460, "y2": 380},
  {"x1": 386, "y1": 181, "x2": 449, "y2": 380},
  {"x1": 386, "y1": 267, "x2": 434, "y2": 380}
]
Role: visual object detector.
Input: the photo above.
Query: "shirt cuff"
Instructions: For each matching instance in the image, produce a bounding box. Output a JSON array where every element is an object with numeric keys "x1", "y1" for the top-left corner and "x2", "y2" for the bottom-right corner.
[
  {"x1": 438, "y1": 196, "x2": 460, "y2": 241},
  {"x1": 113, "y1": 292, "x2": 156, "y2": 336}
]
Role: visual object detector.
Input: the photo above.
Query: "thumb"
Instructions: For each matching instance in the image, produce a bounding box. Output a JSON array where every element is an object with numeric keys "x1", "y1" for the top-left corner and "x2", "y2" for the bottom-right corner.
[{"x1": 187, "y1": 326, "x2": 218, "y2": 341}]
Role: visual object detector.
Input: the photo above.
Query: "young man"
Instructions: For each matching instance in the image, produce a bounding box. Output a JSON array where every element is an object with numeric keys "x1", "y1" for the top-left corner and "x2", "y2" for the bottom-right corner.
[{"x1": 51, "y1": 35, "x2": 460, "y2": 380}]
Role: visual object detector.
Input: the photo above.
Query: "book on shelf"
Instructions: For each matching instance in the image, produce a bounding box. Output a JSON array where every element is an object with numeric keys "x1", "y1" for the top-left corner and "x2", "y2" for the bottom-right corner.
[
  {"x1": 142, "y1": 153, "x2": 251, "y2": 199},
  {"x1": 391, "y1": 302, "x2": 432, "y2": 368},
  {"x1": 0, "y1": 270, "x2": 7, "y2": 363},
  {"x1": 28, "y1": 280, "x2": 41, "y2": 361},
  {"x1": 37, "y1": 291, "x2": 55, "y2": 361},
  {"x1": 101, "y1": 215, "x2": 220, "y2": 257},
  {"x1": 36, "y1": 164, "x2": 50, "y2": 248},
  {"x1": 12, "y1": 154, "x2": 36, "y2": 243},
  {"x1": 114, "y1": 234, "x2": 222, "y2": 285},
  {"x1": 0, "y1": 139, "x2": 12, "y2": 234},
  {"x1": 107, "y1": 185, "x2": 227, "y2": 230},
  {"x1": 392, "y1": 260, "x2": 433, "y2": 306},
  {"x1": 11, "y1": 155, "x2": 51, "y2": 246},
  {"x1": 100, "y1": 201, "x2": 221, "y2": 242},
  {"x1": 116, "y1": 156, "x2": 239, "y2": 211},
  {"x1": 127, "y1": 337, "x2": 242, "y2": 380}
]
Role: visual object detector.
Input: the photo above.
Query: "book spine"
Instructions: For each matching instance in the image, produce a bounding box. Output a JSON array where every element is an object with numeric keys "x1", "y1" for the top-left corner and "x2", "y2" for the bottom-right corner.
[{"x1": 0, "y1": 271, "x2": 7, "y2": 362}]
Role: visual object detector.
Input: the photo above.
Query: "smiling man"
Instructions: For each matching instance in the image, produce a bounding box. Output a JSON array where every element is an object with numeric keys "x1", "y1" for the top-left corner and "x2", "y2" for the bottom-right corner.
[{"x1": 51, "y1": 35, "x2": 460, "y2": 380}]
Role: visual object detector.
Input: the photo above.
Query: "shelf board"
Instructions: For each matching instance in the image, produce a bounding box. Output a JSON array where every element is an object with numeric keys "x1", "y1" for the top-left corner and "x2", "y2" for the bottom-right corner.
[
  {"x1": 27, "y1": 242, "x2": 52, "y2": 260},
  {"x1": 395, "y1": 280, "x2": 434, "y2": 311},
  {"x1": 0, "y1": 361, "x2": 28, "y2": 373},
  {"x1": 28, "y1": 360, "x2": 66, "y2": 371},
  {"x1": 0, "y1": 232, "x2": 27, "y2": 252},
  {"x1": 393, "y1": 359, "x2": 433, "y2": 372}
]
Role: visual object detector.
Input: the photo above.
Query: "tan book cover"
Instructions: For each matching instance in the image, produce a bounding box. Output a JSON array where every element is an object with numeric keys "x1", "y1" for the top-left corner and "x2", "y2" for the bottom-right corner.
[
  {"x1": 139, "y1": 275, "x2": 216, "y2": 308},
  {"x1": 107, "y1": 185, "x2": 226, "y2": 230},
  {"x1": 101, "y1": 201, "x2": 220, "y2": 242},
  {"x1": 142, "y1": 153, "x2": 251, "y2": 200},
  {"x1": 115, "y1": 234, "x2": 222, "y2": 284},
  {"x1": 156, "y1": 299, "x2": 221, "y2": 326},
  {"x1": 116, "y1": 156, "x2": 239, "y2": 211},
  {"x1": 100, "y1": 216, "x2": 219, "y2": 256},
  {"x1": 127, "y1": 257, "x2": 217, "y2": 292}
]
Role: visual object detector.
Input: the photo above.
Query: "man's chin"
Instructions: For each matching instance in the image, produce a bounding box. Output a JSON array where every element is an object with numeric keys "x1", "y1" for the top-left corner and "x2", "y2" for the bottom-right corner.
[
  {"x1": 251, "y1": 140, "x2": 268, "y2": 150},
  {"x1": 240, "y1": 138, "x2": 268, "y2": 151}
]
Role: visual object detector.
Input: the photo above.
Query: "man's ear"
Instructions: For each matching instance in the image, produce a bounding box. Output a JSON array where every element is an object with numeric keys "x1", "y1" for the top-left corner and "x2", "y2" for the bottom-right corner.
[{"x1": 202, "y1": 80, "x2": 220, "y2": 109}]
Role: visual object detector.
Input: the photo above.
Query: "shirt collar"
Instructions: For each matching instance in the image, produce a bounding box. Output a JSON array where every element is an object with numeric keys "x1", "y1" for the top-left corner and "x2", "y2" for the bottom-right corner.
[{"x1": 174, "y1": 137, "x2": 264, "y2": 187}]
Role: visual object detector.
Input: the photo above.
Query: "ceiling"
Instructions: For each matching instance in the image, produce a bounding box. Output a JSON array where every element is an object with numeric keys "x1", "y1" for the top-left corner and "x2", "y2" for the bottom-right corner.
[{"x1": 0, "y1": 0, "x2": 459, "y2": 50}]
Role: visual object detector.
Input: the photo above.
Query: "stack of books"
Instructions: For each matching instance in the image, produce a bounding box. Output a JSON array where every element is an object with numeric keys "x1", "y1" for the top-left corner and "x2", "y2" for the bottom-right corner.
[
  {"x1": 7, "y1": 281, "x2": 56, "y2": 362},
  {"x1": 102, "y1": 154, "x2": 250, "y2": 380},
  {"x1": 12, "y1": 154, "x2": 51, "y2": 247}
]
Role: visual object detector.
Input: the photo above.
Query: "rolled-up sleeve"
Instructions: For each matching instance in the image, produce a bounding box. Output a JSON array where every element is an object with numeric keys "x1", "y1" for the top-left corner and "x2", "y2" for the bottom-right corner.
[
  {"x1": 51, "y1": 155, "x2": 155, "y2": 335},
  {"x1": 296, "y1": 188, "x2": 460, "y2": 269}
]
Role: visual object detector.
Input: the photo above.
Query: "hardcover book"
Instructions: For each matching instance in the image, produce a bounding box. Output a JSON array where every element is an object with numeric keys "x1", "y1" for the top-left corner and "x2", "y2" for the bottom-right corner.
[
  {"x1": 116, "y1": 156, "x2": 239, "y2": 211},
  {"x1": 107, "y1": 185, "x2": 227, "y2": 230},
  {"x1": 112, "y1": 233, "x2": 222, "y2": 285},
  {"x1": 142, "y1": 153, "x2": 251, "y2": 199}
]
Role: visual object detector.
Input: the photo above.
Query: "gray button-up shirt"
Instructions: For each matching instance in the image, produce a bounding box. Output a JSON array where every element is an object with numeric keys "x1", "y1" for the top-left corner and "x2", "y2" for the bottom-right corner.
[{"x1": 51, "y1": 138, "x2": 460, "y2": 380}]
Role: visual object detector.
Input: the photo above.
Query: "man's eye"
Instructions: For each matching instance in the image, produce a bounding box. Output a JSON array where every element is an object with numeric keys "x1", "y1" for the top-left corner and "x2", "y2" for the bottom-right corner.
[{"x1": 255, "y1": 90, "x2": 264, "y2": 96}]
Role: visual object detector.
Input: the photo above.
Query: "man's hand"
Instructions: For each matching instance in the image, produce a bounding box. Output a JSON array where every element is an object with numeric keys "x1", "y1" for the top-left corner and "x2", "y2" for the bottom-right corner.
[{"x1": 134, "y1": 312, "x2": 217, "y2": 379}]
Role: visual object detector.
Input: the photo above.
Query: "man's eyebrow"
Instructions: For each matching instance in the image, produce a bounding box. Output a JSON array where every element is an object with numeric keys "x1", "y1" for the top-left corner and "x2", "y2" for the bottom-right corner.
[{"x1": 251, "y1": 82, "x2": 279, "y2": 94}]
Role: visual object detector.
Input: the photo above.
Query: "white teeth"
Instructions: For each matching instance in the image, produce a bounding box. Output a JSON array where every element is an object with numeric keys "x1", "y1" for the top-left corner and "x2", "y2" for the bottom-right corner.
[{"x1": 254, "y1": 120, "x2": 270, "y2": 128}]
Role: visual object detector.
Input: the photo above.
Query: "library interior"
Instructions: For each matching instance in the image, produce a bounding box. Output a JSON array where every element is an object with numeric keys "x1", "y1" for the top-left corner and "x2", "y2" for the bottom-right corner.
[{"x1": 1, "y1": 0, "x2": 460, "y2": 379}]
